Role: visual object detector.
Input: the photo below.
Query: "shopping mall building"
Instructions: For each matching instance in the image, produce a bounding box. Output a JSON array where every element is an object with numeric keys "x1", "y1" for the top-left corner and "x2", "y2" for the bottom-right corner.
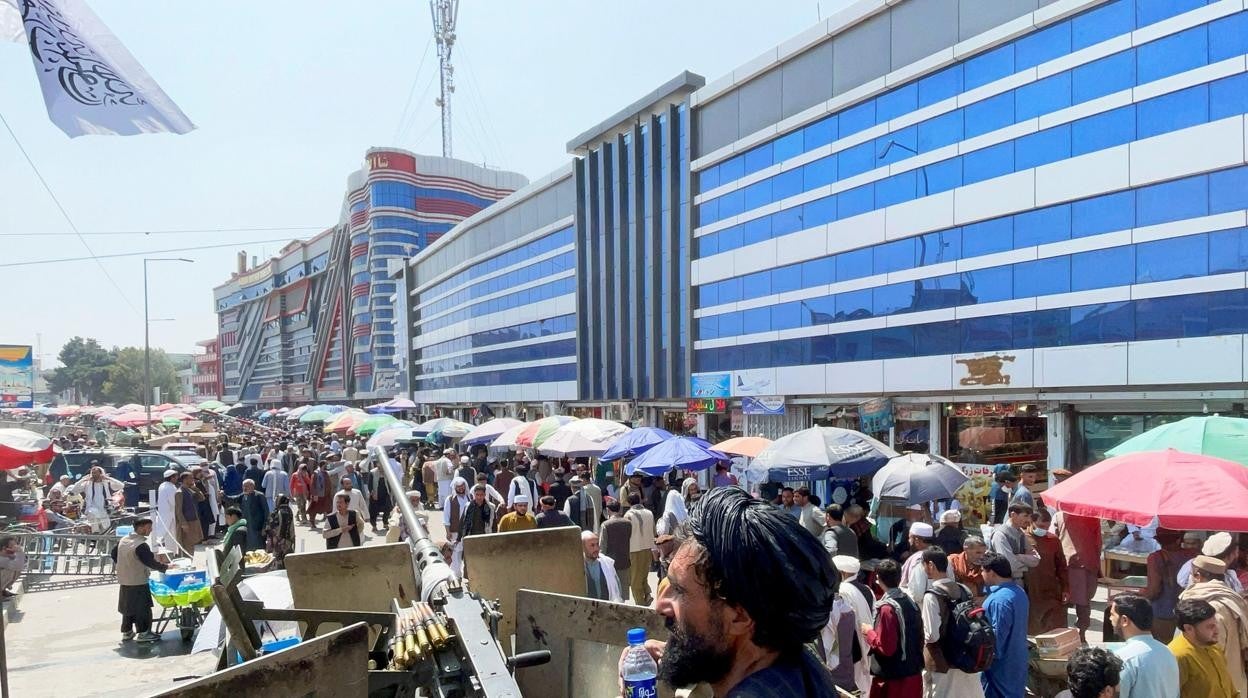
[{"x1": 223, "y1": 0, "x2": 1248, "y2": 473}]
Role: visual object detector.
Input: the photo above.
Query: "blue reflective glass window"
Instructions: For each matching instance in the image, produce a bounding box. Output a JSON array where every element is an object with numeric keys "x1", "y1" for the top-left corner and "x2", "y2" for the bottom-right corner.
[
  {"x1": 697, "y1": 316, "x2": 718, "y2": 341},
  {"x1": 742, "y1": 217, "x2": 771, "y2": 246},
  {"x1": 804, "y1": 116, "x2": 838, "y2": 150},
  {"x1": 877, "y1": 83, "x2": 918, "y2": 123},
  {"x1": 1212, "y1": 73, "x2": 1248, "y2": 120},
  {"x1": 917, "y1": 228, "x2": 961, "y2": 266},
  {"x1": 810, "y1": 335, "x2": 836, "y2": 363},
  {"x1": 963, "y1": 266, "x2": 1013, "y2": 304},
  {"x1": 802, "y1": 257, "x2": 835, "y2": 287},
  {"x1": 698, "y1": 283, "x2": 719, "y2": 307},
  {"x1": 836, "y1": 289, "x2": 873, "y2": 319},
  {"x1": 1211, "y1": 168, "x2": 1248, "y2": 214},
  {"x1": 874, "y1": 239, "x2": 916, "y2": 275},
  {"x1": 873, "y1": 283, "x2": 914, "y2": 315},
  {"x1": 876, "y1": 127, "x2": 918, "y2": 167},
  {"x1": 915, "y1": 321, "x2": 959, "y2": 355},
  {"x1": 1015, "y1": 204, "x2": 1071, "y2": 248},
  {"x1": 740, "y1": 339, "x2": 769, "y2": 371},
  {"x1": 838, "y1": 185, "x2": 874, "y2": 219},
  {"x1": 962, "y1": 217, "x2": 1014, "y2": 257},
  {"x1": 964, "y1": 44, "x2": 1015, "y2": 91},
  {"x1": 1138, "y1": 25, "x2": 1208, "y2": 84},
  {"x1": 720, "y1": 155, "x2": 745, "y2": 183},
  {"x1": 1017, "y1": 21, "x2": 1072, "y2": 70},
  {"x1": 719, "y1": 225, "x2": 743, "y2": 251},
  {"x1": 1016, "y1": 72, "x2": 1072, "y2": 121},
  {"x1": 1137, "y1": 175, "x2": 1209, "y2": 227},
  {"x1": 919, "y1": 65, "x2": 964, "y2": 108},
  {"x1": 1070, "y1": 301, "x2": 1133, "y2": 343},
  {"x1": 914, "y1": 275, "x2": 961, "y2": 311},
  {"x1": 717, "y1": 311, "x2": 742, "y2": 337},
  {"x1": 963, "y1": 142, "x2": 1014, "y2": 185},
  {"x1": 924, "y1": 158, "x2": 963, "y2": 195},
  {"x1": 1016, "y1": 124, "x2": 1072, "y2": 171},
  {"x1": 917, "y1": 110, "x2": 963, "y2": 153},
  {"x1": 803, "y1": 155, "x2": 837, "y2": 189},
  {"x1": 1073, "y1": 190, "x2": 1135, "y2": 238},
  {"x1": 1071, "y1": 105, "x2": 1135, "y2": 157},
  {"x1": 836, "y1": 248, "x2": 872, "y2": 282},
  {"x1": 717, "y1": 189, "x2": 744, "y2": 219},
  {"x1": 772, "y1": 168, "x2": 803, "y2": 201},
  {"x1": 743, "y1": 180, "x2": 771, "y2": 210},
  {"x1": 1139, "y1": 83, "x2": 1210, "y2": 140},
  {"x1": 743, "y1": 144, "x2": 772, "y2": 175},
  {"x1": 772, "y1": 266, "x2": 802, "y2": 294},
  {"x1": 1014, "y1": 307, "x2": 1071, "y2": 348},
  {"x1": 772, "y1": 208, "x2": 803, "y2": 237},
  {"x1": 1072, "y1": 0, "x2": 1134, "y2": 51},
  {"x1": 772, "y1": 338, "x2": 805, "y2": 367},
  {"x1": 699, "y1": 166, "x2": 720, "y2": 192},
  {"x1": 719, "y1": 277, "x2": 742, "y2": 304},
  {"x1": 774, "y1": 130, "x2": 804, "y2": 163},
  {"x1": 1072, "y1": 51, "x2": 1136, "y2": 103},
  {"x1": 838, "y1": 141, "x2": 876, "y2": 180},
  {"x1": 1210, "y1": 11, "x2": 1248, "y2": 62},
  {"x1": 839, "y1": 100, "x2": 876, "y2": 136},
  {"x1": 803, "y1": 196, "x2": 837, "y2": 228},
  {"x1": 1137, "y1": 0, "x2": 1206, "y2": 30},
  {"x1": 771, "y1": 302, "x2": 802, "y2": 331},
  {"x1": 802, "y1": 297, "x2": 836, "y2": 326},
  {"x1": 1136, "y1": 234, "x2": 1209, "y2": 282},
  {"x1": 960, "y1": 315, "x2": 1014, "y2": 353},
  {"x1": 872, "y1": 326, "x2": 915, "y2": 360},
  {"x1": 1014, "y1": 257, "x2": 1070, "y2": 297},
  {"x1": 964, "y1": 92, "x2": 1015, "y2": 139},
  {"x1": 742, "y1": 271, "x2": 770, "y2": 299},
  {"x1": 1071, "y1": 246, "x2": 1135, "y2": 291},
  {"x1": 1135, "y1": 293, "x2": 1209, "y2": 340},
  {"x1": 875, "y1": 171, "x2": 917, "y2": 208},
  {"x1": 1211, "y1": 289, "x2": 1248, "y2": 334},
  {"x1": 836, "y1": 331, "x2": 871, "y2": 362}
]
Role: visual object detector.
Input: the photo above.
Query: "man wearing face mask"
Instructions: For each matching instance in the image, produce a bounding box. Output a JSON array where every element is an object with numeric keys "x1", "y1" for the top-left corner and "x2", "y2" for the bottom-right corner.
[{"x1": 1025, "y1": 507, "x2": 1069, "y2": 635}]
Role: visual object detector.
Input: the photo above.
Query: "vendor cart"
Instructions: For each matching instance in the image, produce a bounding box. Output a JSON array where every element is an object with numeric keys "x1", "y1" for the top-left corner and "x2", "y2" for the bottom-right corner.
[{"x1": 151, "y1": 568, "x2": 214, "y2": 642}]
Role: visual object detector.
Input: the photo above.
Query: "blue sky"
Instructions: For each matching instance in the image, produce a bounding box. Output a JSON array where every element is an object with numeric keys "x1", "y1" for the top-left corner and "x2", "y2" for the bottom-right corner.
[{"x1": 0, "y1": 0, "x2": 835, "y2": 365}]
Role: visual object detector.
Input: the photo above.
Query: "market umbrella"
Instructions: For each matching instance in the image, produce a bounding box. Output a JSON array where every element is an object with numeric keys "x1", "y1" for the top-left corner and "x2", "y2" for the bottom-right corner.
[
  {"x1": 1041, "y1": 449, "x2": 1248, "y2": 530},
  {"x1": 0, "y1": 428, "x2": 55, "y2": 469},
  {"x1": 872, "y1": 453, "x2": 970, "y2": 506},
  {"x1": 712, "y1": 436, "x2": 773, "y2": 458},
  {"x1": 366, "y1": 421, "x2": 417, "y2": 449},
  {"x1": 751, "y1": 426, "x2": 898, "y2": 481},
  {"x1": 196, "y1": 400, "x2": 225, "y2": 411},
  {"x1": 460, "y1": 418, "x2": 524, "y2": 446},
  {"x1": 325, "y1": 411, "x2": 367, "y2": 434},
  {"x1": 413, "y1": 417, "x2": 473, "y2": 440},
  {"x1": 625, "y1": 437, "x2": 729, "y2": 476},
  {"x1": 110, "y1": 411, "x2": 158, "y2": 428},
  {"x1": 354, "y1": 413, "x2": 398, "y2": 437},
  {"x1": 1106, "y1": 415, "x2": 1248, "y2": 466},
  {"x1": 285, "y1": 405, "x2": 311, "y2": 420},
  {"x1": 512, "y1": 416, "x2": 577, "y2": 450},
  {"x1": 367, "y1": 397, "x2": 418, "y2": 414},
  {"x1": 538, "y1": 419, "x2": 632, "y2": 458},
  {"x1": 600, "y1": 427, "x2": 674, "y2": 461},
  {"x1": 491, "y1": 423, "x2": 528, "y2": 450},
  {"x1": 299, "y1": 409, "x2": 334, "y2": 424}
]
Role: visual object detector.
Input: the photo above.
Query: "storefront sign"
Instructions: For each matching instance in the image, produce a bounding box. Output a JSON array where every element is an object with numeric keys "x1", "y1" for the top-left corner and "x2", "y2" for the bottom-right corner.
[
  {"x1": 894, "y1": 405, "x2": 929, "y2": 422},
  {"x1": 691, "y1": 373, "x2": 731, "y2": 398},
  {"x1": 741, "y1": 396, "x2": 785, "y2": 415},
  {"x1": 859, "y1": 397, "x2": 894, "y2": 433},
  {"x1": 955, "y1": 353, "x2": 1017, "y2": 387},
  {"x1": 730, "y1": 409, "x2": 743, "y2": 432},
  {"x1": 732, "y1": 369, "x2": 774, "y2": 396},
  {"x1": 951, "y1": 402, "x2": 1018, "y2": 417},
  {"x1": 686, "y1": 398, "x2": 728, "y2": 414}
]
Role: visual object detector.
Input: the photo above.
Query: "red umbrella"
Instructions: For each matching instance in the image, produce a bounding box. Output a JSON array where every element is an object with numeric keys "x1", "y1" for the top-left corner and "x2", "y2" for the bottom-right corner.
[
  {"x1": 0, "y1": 429, "x2": 55, "y2": 470},
  {"x1": 1041, "y1": 449, "x2": 1248, "y2": 531}
]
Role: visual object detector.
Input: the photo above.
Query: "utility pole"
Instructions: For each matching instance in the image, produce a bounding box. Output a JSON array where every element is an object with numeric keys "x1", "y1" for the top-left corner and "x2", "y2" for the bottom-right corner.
[{"x1": 431, "y1": 0, "x2": 459, "y2": 158}]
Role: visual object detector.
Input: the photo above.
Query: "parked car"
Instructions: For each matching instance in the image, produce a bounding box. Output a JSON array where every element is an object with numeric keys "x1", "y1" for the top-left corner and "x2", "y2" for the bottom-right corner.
[{"x1": 47, "y1": 448, "x2": 191, "y2": 506}]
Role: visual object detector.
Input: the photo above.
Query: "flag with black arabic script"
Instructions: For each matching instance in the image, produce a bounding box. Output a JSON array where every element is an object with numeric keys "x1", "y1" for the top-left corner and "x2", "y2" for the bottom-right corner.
[{"x1": 2, "y1": 0, "x2": 194, "y2": 137}]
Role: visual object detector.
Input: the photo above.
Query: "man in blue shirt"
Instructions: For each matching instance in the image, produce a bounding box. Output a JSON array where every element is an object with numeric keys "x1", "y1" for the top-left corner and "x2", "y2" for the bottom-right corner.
[
  {"x1": 1109, "y1": 593, "x2": 1180, "y2": 698},
  {"x1": 981, "y1": 552, "x2": 1029, "y2": 698}
]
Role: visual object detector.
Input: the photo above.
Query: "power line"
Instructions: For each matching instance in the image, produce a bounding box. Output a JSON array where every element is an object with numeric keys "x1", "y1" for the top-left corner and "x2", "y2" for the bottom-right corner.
[
  {"x1": 0, "y1": 109, "x2": 142, "y2": 314},
  {"x1": 0, "y1": 237, "x2": 306, "y2": 268},
  {"x1": 392, "y1": 34, "x2": 436, "y2": 144},
  {"x1": 0, "y1": 225, "x2": 325, "y2": 237}
]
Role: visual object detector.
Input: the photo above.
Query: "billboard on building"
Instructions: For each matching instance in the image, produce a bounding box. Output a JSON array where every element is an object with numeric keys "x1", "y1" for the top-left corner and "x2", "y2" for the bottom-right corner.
[{"x1": 0, "y1": 345, "x2": 35, "y2": 408}]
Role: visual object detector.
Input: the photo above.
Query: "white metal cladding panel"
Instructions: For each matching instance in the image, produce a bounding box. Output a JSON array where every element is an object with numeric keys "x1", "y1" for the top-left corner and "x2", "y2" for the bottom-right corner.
[{"x1": 1127, "y1": 335, "x2": 1245, "y2": 384}]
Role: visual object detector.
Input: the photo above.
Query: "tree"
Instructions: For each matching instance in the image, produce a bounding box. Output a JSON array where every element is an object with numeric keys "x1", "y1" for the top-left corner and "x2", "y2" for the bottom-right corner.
[
  {"x1": 101, "y1": 347, "x2": 182, "y2": 405},
  {"x1": 54, "y1": 337, "x2": 114, "y2": 403}
]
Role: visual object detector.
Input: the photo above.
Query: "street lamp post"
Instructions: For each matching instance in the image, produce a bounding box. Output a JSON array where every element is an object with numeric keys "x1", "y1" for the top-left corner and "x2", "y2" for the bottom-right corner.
[{"x1": 144, "y1": 257, "x2": 193, "y2": 439}]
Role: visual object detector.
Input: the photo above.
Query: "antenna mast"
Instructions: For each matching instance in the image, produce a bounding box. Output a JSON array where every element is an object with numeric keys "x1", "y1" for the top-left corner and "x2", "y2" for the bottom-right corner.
[{"x1": 431, "y1": 0, "x2": 459, "y2": 158}]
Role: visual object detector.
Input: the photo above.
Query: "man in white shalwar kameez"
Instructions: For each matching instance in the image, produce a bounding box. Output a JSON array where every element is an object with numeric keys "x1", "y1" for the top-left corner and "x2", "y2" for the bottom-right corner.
[
  {"x1": 331, "y1": 476, "x2": 370, "y2": 531},
  {"x1": 200, "y1": 466, "x2": 223, "y2": 535},
  {"x1": 832, "y1": 555, "x2": 872, "y2": 695},
  {"x1": 154, "y1": 470, "x2": 180, "y2": 553},
  {"x1": 71, "y1": 465, "x2": 124, "y2": 533}
]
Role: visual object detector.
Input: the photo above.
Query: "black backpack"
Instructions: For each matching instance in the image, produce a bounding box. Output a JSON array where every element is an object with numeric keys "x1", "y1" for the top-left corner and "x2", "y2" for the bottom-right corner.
[{"x1": 929, "y1": 582, "x2": 995, "y2": 673}]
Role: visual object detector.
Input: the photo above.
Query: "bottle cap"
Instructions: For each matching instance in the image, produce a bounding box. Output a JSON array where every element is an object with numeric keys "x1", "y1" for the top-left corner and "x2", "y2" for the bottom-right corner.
[{"x1": 627, "y1": 627, "x2": 646, "y2": 645}]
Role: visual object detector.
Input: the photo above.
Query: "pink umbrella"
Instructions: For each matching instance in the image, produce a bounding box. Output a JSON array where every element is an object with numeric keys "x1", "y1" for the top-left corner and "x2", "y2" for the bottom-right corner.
[{"x1": 0, "y1": 429, "x2": 55, "y2": 470}]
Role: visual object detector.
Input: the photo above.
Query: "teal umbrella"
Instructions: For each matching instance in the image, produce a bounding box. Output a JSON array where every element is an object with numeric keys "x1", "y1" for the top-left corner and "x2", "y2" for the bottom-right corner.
[
  {"x1": 355, "y1": 414, "x2": 399, "y2": 436},
  {"x1": 1107, "y1": 415, "x2": 1248, "y2": 466},
  {"x1": 299, "y1": 409, "x2": 334, "y2": 424}
]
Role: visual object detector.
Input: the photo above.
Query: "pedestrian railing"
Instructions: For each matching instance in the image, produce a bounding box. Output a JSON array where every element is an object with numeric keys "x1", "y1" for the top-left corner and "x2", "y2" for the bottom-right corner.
[{"x1": 15, "y1": 530, "x2": 118, "y2": 591}]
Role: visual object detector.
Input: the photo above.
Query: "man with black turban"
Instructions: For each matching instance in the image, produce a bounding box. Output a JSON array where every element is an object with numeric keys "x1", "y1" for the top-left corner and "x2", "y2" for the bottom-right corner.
[{"x1": 635, "y1": 486, "x2": 839, "y2": 696}]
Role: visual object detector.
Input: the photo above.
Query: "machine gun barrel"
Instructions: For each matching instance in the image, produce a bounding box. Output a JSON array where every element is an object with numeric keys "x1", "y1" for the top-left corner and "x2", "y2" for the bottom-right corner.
[{"x1": 369, "y1": 444, "x2": 457, "y2": 602}]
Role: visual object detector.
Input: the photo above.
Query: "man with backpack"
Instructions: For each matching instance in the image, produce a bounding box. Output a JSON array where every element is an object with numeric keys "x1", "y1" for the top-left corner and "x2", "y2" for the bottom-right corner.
[{"x1": 920, "y1": 547, "x2": 989, "y2": 697}]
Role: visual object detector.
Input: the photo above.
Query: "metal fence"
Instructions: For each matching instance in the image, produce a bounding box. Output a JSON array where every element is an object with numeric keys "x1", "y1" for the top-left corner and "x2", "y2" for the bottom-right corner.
[{"x1": 14, "y1": 530, "x2": 118, "y2": 591}]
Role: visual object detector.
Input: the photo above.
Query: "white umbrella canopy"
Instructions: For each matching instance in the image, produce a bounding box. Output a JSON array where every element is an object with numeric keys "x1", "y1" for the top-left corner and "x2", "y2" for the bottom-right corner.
[
  {"x1": 460, "y1": 418, "x2": 524, "y2": 446},
  {"x1": 872, "y1": 453, "x2": 970, "y2": 506},
  {"x1": 537, "y1": 418, "x2": 632, "y2": 458},
  {"x1": 365, "y1": 421, "x2": 417, "y2": 449},
  {"x1": 491, "y1": 423, "x2": 528, "y2": 450},
  {"x1": 751, "y1": 426, "x2": 898, "y2": 481}
]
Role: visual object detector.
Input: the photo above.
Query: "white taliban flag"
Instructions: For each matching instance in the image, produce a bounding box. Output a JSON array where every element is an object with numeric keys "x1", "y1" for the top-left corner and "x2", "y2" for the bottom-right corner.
[{"x1": 4, "y1": 0, "x2": 194, "y2": 137}]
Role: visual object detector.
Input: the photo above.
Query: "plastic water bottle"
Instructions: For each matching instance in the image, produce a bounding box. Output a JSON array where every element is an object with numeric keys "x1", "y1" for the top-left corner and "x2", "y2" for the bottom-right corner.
[{"x1": 621, "y1": 627, "x2": 658, "y2": 698}]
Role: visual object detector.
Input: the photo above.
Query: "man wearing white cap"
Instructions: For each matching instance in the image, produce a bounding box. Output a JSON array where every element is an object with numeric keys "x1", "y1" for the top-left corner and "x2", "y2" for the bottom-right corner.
[
  {"x1": 496, "y1": 494, "x2": 536, "y2": 532},
  {"x1": 831, "y1": 555, "x2": 872, "y2": 695},
  {"x1": 1179, "y1": 555, "x2": 1248, "y2": 696},
  {"x1": 901, "y1": 521, "x2": 950, "y2": 601},
  {"x1": 1178, "y1": 532, "x2": 1243, "y2": 593},
  {"x1": 154, "y1": 469, "x2": 180, "y2": 553}
]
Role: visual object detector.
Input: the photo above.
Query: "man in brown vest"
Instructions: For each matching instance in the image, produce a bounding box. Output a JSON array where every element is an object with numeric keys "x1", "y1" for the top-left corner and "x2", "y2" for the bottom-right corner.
[{"x1": 110, "y1": 517, "x2": 169, "y2": 642}]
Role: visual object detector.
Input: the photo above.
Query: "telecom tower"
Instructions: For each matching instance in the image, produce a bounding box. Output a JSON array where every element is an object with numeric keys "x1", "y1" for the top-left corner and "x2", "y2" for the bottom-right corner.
[{"x1": 431, "y1": 0, "x2": 458, "y2": 158}]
